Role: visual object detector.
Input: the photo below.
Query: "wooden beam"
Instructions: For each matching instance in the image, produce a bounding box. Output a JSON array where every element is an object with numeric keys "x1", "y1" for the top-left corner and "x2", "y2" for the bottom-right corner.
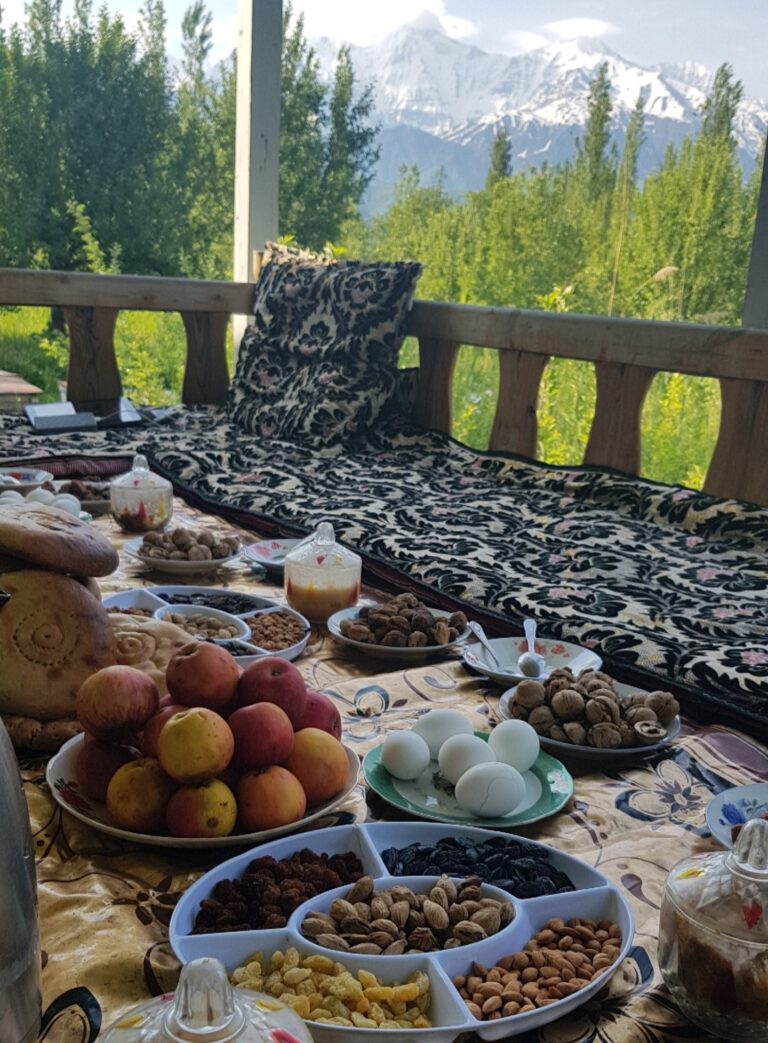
[
  {"x1": 0, "y1": 269, "x2": 253, "y2": 313},
  {"x1": 180, "y1": 311, "x2": 231, "y2": 406},
  {"x1": 63, "y1": 306, "x2": 121, "y2": 407},
  {"x1": 233, "y1": 0, "x2": 281, "y2": 283},
  {"x1": 742, "y1": 140, "x2": 768, "y2": 329},
  {"x1": 489, "y1": 350, "x2": 548, "y2": 457},
  {"x1": 584, "y1": 362, "x2": 655, "y2": 474},
  {"x1": 407, "y1": 300, "x2": 768, "y2": 383},
  {"x1": 412, "y1": 338, "x2": 460, "y2": 434}
]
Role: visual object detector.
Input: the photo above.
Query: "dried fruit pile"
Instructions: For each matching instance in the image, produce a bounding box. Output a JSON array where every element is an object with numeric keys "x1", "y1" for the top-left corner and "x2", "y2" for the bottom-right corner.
[
  {"x1": 507, "y1": 668, "x2": 680, "y2": 749},
  {"x1": 300, "y1": 874, "x2": 513, "y2": 954},
  {"x1": 138, "y1": 526, "x2": 240, "y2": 562},
  {"x1": 193, "y1": 850, "x2": 364, "y2": 933},
  {"x1": 453, "y1": 916, "x2": 622, "y2": 1021},
  {"x1": 381, "y1": 836, "x2": 576, "y2": 898},
  {"x1": 339, "y1": 592, "x2": 467, "y2": 648}
]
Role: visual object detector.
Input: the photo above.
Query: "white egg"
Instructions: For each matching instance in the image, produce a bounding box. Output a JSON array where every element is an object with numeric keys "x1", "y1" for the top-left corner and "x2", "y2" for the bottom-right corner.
[
  {"x1": 412, "y1": 709, "x2": 472, "y2": 759},
  {"x1": 25, "y1": 488, "x2": 56, "y2": 505},
  {"x1": 381, "y1": 731, "x2": 431, "y2": 781},
  {"x1": 455, "y1": 762, "x2": 526, "y2": 818},
  {"x1": 0, "y1": 490, "x2": 25, "y2": 504},
  {"x1": 438, "y1": 734, "x2": 496, "y2": 784},
  {"x1": 51, "y1": 494, "x2": 81, "y2": 516},
  {"x1": 488, "y1": 720, "x2": 540, "y2": 773}
]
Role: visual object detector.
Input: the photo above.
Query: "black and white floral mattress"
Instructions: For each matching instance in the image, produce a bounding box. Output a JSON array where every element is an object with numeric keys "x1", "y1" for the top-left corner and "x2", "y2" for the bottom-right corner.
[{"x1": 2, "y1": 406, "x2": 767, "y2": 735}]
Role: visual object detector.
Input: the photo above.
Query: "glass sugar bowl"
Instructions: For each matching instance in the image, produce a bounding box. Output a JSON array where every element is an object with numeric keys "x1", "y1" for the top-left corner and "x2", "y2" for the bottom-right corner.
[
  {"x1": 99, "y1": 957, "x2": 313, "y2": 1043},
  {"x1": 110, "y1": 454, "x2": 173, "y2": 533},
  {"x1": 284, "y1": 521, "x2": 361, "y2": 622},
  {"x1": 658, "y1": 817, "x2": 768, "y2": 1042}
]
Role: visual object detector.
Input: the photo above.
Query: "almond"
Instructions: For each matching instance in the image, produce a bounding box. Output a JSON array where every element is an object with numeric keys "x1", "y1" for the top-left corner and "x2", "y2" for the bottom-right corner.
[{"x1": 423, "y1": 899, "x2": 450, "y2": 931}]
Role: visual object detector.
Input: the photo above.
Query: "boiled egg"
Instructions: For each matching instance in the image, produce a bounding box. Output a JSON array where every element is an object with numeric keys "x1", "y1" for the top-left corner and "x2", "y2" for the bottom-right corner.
[
  {"x1": 438, "y1": 733, "x2": 496, "y2": 785},
  {"x1": 0, "y1": 490, "x2": 25, "y2": 504},
  {"x1": 25, "y1": 488, "x2": 56, "y2": 505},
  {"x1": 455, "y1": 762, "x2": 526, "y2": 818},
  {"x1": 488, "y1": 719, "x2": 540, "y2": 773},
  {"x1": 381, "y1": 731, "x2": 431, "y2": 780},
  {"x1": 412, "y1": 709, "x2": 472, "y2": 759},
  {"x1": 51, "y1": 493, "x2": 81, "y2": 516}
]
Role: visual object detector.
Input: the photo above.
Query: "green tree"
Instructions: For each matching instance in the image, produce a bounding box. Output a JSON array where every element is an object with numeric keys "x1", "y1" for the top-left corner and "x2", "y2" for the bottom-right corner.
[
  {"x1": 486, "y1": 126, "x2": 511, "y2": 188},
  {"x1": 576, "y1": 61, "x2": 616, "y2": 201},
  {"x1": 701, "y1": 63, "x2": 743, "y2": 144}
]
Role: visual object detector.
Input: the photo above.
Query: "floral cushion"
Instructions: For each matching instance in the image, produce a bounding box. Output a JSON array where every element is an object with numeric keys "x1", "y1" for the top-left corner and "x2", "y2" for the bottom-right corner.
[{"x1": 228, "y1": 245, "x2": 422, "y2": 445}]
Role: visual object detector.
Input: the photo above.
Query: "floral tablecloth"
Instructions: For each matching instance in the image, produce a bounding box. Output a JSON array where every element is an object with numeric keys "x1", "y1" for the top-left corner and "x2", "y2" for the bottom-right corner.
[{"x1": 24, "y1": 504, "x2": 768, "y2": 1043}]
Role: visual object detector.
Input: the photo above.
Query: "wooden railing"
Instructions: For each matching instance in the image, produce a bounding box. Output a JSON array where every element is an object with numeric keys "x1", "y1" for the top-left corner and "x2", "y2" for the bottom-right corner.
[{"x1": 2, "y1": 268, "x2": 768, "y2": 505}]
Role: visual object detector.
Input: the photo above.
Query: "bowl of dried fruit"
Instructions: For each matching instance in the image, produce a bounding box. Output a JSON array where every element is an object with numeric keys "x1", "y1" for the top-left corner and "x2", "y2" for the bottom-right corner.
[
  {"x1": 328, "y1": 592, "x2": 470, "y2": 661},
  {"x1": 124, "y1": 526, "x2": 242, "y2": 575},
  {"x1": 153, "y1": 603, "x2": 251, "y2": 643}
]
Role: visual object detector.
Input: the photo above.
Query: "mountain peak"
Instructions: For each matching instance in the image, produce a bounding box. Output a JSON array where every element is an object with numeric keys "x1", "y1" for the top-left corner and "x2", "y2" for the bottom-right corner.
[{"x1": 406, "y1": 11, "x2": 445, "y2": 35}]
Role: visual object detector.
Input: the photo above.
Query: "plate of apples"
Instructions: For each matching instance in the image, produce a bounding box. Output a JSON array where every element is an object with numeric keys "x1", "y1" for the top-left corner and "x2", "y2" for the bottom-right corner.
[{"x1": 46, "y1": 644, "x2": 360, "y2": 848}]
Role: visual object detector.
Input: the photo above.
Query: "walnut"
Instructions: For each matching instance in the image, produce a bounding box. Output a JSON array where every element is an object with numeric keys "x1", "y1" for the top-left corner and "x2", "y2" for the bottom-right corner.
[
  {"x1": 587, "y1": 722, "x2": 622, "y2": 748},
  {"x1": 563, "y1": 721, "x2": 587, "y2": 745},
  {"x1": 624, "y1": 706, "x2": 658, "y2": 726},
  {"x1": 585, "y1": 696, "x2": 620, "y2": 725},
  {"x1": 196, "y1": 530, "x2": 215, "y2": 548},
  {"x1": 590, "y1": 686, "x2": 619, "y2": 703},
  {"x1": 624, "y1": 693, "x2": 649, "y2": 709},
  {"x1": 578, "y1": 670, "x2": 614, "y2": 686},
  {"x1": 551, "y1": 688, "x2": 585, "y2": 721},
  {"x1": 644, "y1": 691, "x2": 680, "y2": 724},
  {"x1": 582, "y1": 676, "x2": 611, "y2": 694},
  {"x1": 381, "y1": 629, "x2": 407, "y2": 647},
  {"x1": 433, "y1": 620, "x2": 450, "y2": 645},
  {"x1": 171, "y1": 527, "x2": 193, "y2": 547},
  {"x1": 633, "y1": 720, "x2": 668, "y2": 744},
  {"x1": 549, "y1": 667, "x2": 575, "y2": 682},
  {"x1": 407, "y1": 630, "x2": 428, "y2": 647},
  {"x1": 528, "y1": 705, "x2": 555, "y2": 734},
  {"x1": 188, "y1": 544, "x2": 212, "y2": 561},
  {"x1": 506, "y1": 702, "x2": 529, "y2": 721},
  {"x1": 544, "y1": 674, "x2": 573, "y2": 700},
  {"x1": 515, "y1": 679, "x2": 546, "y2": 709},
  {"x1": 143, "y1": 531, "x2": 163, "y2": 546},
  {"x1": 212, "y1": 541, "x2": 231, "y2": 559},
  {"x1": 449, "y1": 611, "x2": 468, "y2": 630},
  {"x1": 549, "y1": 724, "x2": 568, "y2": 742},
  {"x1": 618, "y1": 721, "x2": 635, "y2": 747}
]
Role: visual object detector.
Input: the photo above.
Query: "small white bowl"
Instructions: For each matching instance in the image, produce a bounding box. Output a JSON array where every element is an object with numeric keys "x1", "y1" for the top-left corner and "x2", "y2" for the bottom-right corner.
[{"x1": 153, "y1": 603, "x2": 250, "y2": 642}]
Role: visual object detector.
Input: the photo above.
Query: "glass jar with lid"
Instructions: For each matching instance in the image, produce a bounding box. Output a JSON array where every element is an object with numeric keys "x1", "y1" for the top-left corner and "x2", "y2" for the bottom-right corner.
[
  {"x1": 98, "y1": 957, "x2": 313, "y2": 1043},
  {"x1": 284, "y1": 522, "x2": 361, "y2": 622},
  {"x1": 658, "y1": 817, "x2": 768, "y2": 1042},
  {"x1": 110, "y1": 454, "x2": 173, "y2": 533}
]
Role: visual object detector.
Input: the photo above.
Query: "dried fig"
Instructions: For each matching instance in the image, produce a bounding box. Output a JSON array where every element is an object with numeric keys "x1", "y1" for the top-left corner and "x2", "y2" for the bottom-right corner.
[{"x1": 381, "y1": 629, "x2": 407, "y2": 647}]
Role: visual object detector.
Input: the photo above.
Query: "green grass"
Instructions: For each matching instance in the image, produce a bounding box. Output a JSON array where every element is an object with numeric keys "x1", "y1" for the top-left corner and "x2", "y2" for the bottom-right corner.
[{"x1": 1, "y1": 308, "x2": 720, "y2": 490}]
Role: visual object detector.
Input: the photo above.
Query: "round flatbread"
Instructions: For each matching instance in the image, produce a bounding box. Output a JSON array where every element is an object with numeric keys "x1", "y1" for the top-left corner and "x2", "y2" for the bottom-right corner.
[
  {"x1": 0, "y1": 503, "x2": 118, "y2": 577},
  {"x1": 0, "y1": 570, "x2": 116, "y2": 721},
  {"x1": 110, "y1": 614, "x2": 194, "y2": 696}
]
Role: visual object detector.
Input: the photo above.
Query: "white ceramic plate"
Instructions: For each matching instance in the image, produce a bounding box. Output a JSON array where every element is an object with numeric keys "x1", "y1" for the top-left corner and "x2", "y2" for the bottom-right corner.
[
  {"x1": 168, "y1": 821, "x2": 634, "y2": 1043},
  {"x1": 463, "y1": 635, "x2": 602, "y2": 685},
  {"x1": 244, "y1": 537, "x2": 303, "y2": 574},
  {"x1": 46, "y1": 734, "x2": 361, "y2": 849},
  {"x1": 706, "y1": 782, "x2": 768, "y2": 847},
  {"x1": 328, "y1": 606, "x2": 469, "y2": 661},
  {"x1": 123, "y1": 538, "x2": 242, "y2": 575},
  {"x1": 499, "y1": 681, "x2": 681, "y2": 761},
  {"x1": 0, "y1": 466, "x2": 54, "y2": 492}
]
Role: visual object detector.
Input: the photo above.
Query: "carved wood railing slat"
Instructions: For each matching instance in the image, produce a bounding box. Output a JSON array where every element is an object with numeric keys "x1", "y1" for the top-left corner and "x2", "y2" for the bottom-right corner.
[
  {"x1": 62, "y1": 306, "x2": 121, "y2": 408},
  {"x1": 705, "y1": 379, "x2": 768, "y2": 504},
  {"x1": 180, "y1": 311, "x2": 231, "y2": 407},
  {"x1": 489, "y1": 350, "x2": 549, "y2": 457},
  {"x1": 411, "y1": 337, "x2": 460, "y2": 434},
  {"x1": 584, "y1": 362, "x2": 656, "y2": 475}
]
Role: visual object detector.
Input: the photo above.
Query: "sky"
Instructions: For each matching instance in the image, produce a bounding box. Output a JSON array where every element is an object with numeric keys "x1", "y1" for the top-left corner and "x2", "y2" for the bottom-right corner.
[{"x1": 2, "y1": 0, "x2": 767, "y2": 98}]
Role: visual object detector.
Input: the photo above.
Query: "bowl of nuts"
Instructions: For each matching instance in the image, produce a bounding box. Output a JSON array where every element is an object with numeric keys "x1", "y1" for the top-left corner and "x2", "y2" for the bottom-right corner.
[
  {"x1": 125, "y1": 526, "x2": 242, "y2": 575},
  {"x1": 153, "y1": 603, "x2": 251, "y2": 642},
  {"x1": 499, "y1": 668, "x2": 681, "y2": 760},
  {"x1": 328, "y1": 592, "x2": 470, "y2": 661}
]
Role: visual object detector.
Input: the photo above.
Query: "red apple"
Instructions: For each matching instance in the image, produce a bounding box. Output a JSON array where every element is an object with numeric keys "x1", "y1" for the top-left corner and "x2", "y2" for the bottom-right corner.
[
  {"x1": 76, "y1": 665, "x2": 159, "y2": 740},
  {"x1": 76, "y1": 740, "x2": 140, "y2": 801},
  {"x1": 236, "y1": 656, "x2": 307, "y2": 727},
  {"x1": 166, "y1": 642, "x2": 240, "y2": 712},
  {"x1": 229, "y1": 703, "x2": 294, "y2": 770},
  {"x1": 141, "y1": 704, "x2": 187, "y2": 757},
  {"x1": 297, "y1": 688, "x2": 342, "y2": 740}
]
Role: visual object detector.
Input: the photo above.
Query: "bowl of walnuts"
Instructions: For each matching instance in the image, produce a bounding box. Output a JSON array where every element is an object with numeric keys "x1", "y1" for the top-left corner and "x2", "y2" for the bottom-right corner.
[
  {"x1": 328, "y1": 591, "x2": 470, "y2": 660},
  {"x1": 499, "y1": 666, "x2": 681, "y2": 760},
  {"x1": 124, "y1": 526, "x2": 242, "y2": 575}
]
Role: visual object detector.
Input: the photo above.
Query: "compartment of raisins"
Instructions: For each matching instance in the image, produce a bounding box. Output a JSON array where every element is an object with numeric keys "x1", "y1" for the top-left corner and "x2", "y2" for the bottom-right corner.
[
  {"x1": 292, "y1": 875, "x2": 520, "y2": 960},
  {"x1": 171, "y1": 824, "x2": 384, "y2": 943},
  {"x1": 365, "y1": 821, "x2": 604, "y2": 895},
  {"x1": 436, "y1": 885, "x2": 634, "y2": 1041}
]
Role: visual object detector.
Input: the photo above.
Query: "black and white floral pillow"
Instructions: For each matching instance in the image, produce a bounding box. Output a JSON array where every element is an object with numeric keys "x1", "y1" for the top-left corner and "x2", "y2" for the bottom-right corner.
[{"x1": 228, "y1": 246, "x2": 422, "y2": 445}]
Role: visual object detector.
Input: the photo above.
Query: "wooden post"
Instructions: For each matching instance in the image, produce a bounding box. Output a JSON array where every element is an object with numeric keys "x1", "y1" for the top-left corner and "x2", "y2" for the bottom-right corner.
[{"x1": 233, "y1": 0, "x2": 282, "y2": 347}]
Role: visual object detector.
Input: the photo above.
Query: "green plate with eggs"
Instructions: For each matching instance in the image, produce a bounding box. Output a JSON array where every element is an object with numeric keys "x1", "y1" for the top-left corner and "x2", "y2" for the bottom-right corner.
[{"x1": 363, "y1": 732, "x2": 573, "y2": 829}]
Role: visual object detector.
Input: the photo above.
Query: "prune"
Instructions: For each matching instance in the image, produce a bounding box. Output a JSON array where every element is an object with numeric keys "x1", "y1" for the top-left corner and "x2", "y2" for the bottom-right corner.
[{"x1": 381, "y1": 838, "x2": 575, "y2": 897}]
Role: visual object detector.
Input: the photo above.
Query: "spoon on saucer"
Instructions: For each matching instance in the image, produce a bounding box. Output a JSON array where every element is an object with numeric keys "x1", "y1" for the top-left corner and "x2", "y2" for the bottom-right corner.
[
  {"x1": 517, "y1": 618, "x2": 546, "y2": 678},
  {"x1": 467, "y1": 621, "x2": 503, "y2": 670}
]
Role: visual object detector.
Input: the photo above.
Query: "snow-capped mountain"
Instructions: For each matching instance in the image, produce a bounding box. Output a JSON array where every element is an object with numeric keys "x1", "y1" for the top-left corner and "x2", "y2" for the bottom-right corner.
[{"x1": 313, "y1": 17, "x2": 767, "y2": 215}]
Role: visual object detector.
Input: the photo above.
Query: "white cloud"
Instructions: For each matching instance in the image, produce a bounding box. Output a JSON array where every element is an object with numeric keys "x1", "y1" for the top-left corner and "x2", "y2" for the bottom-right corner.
[
  {"x1": 289, "y1": 1, "x2": 476, "y2": 47},
  {"x1": 503, "y1": 29, "x2": 549, "y2": 53},
  {"x1": 543, "y1": 18, "x2": 618, "y2": 41}
]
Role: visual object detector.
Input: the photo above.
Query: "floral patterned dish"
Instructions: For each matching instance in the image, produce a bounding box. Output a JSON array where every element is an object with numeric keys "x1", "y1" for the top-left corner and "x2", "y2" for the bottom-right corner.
[
  {"x1": 363, "y1": 733, "x2": 573, "y2": 829},
  {"x1": 463, "y1": 635, "x2": 601, "y2": 685},
  {"x1": 244, "y1": 537, "x2": 303, "y2": 573},
  {"x1": 46, "y1": 734, "x2": 361, "y2": 849},
  {"x1": 706, "y1": 782, "x2": 768, "y2": 848}
]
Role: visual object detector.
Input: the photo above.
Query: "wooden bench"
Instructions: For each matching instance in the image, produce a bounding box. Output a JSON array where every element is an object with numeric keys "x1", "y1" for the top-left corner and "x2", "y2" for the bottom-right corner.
[{"x1": 2, "y1": 267, "x2": 768, "y2": 505}]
